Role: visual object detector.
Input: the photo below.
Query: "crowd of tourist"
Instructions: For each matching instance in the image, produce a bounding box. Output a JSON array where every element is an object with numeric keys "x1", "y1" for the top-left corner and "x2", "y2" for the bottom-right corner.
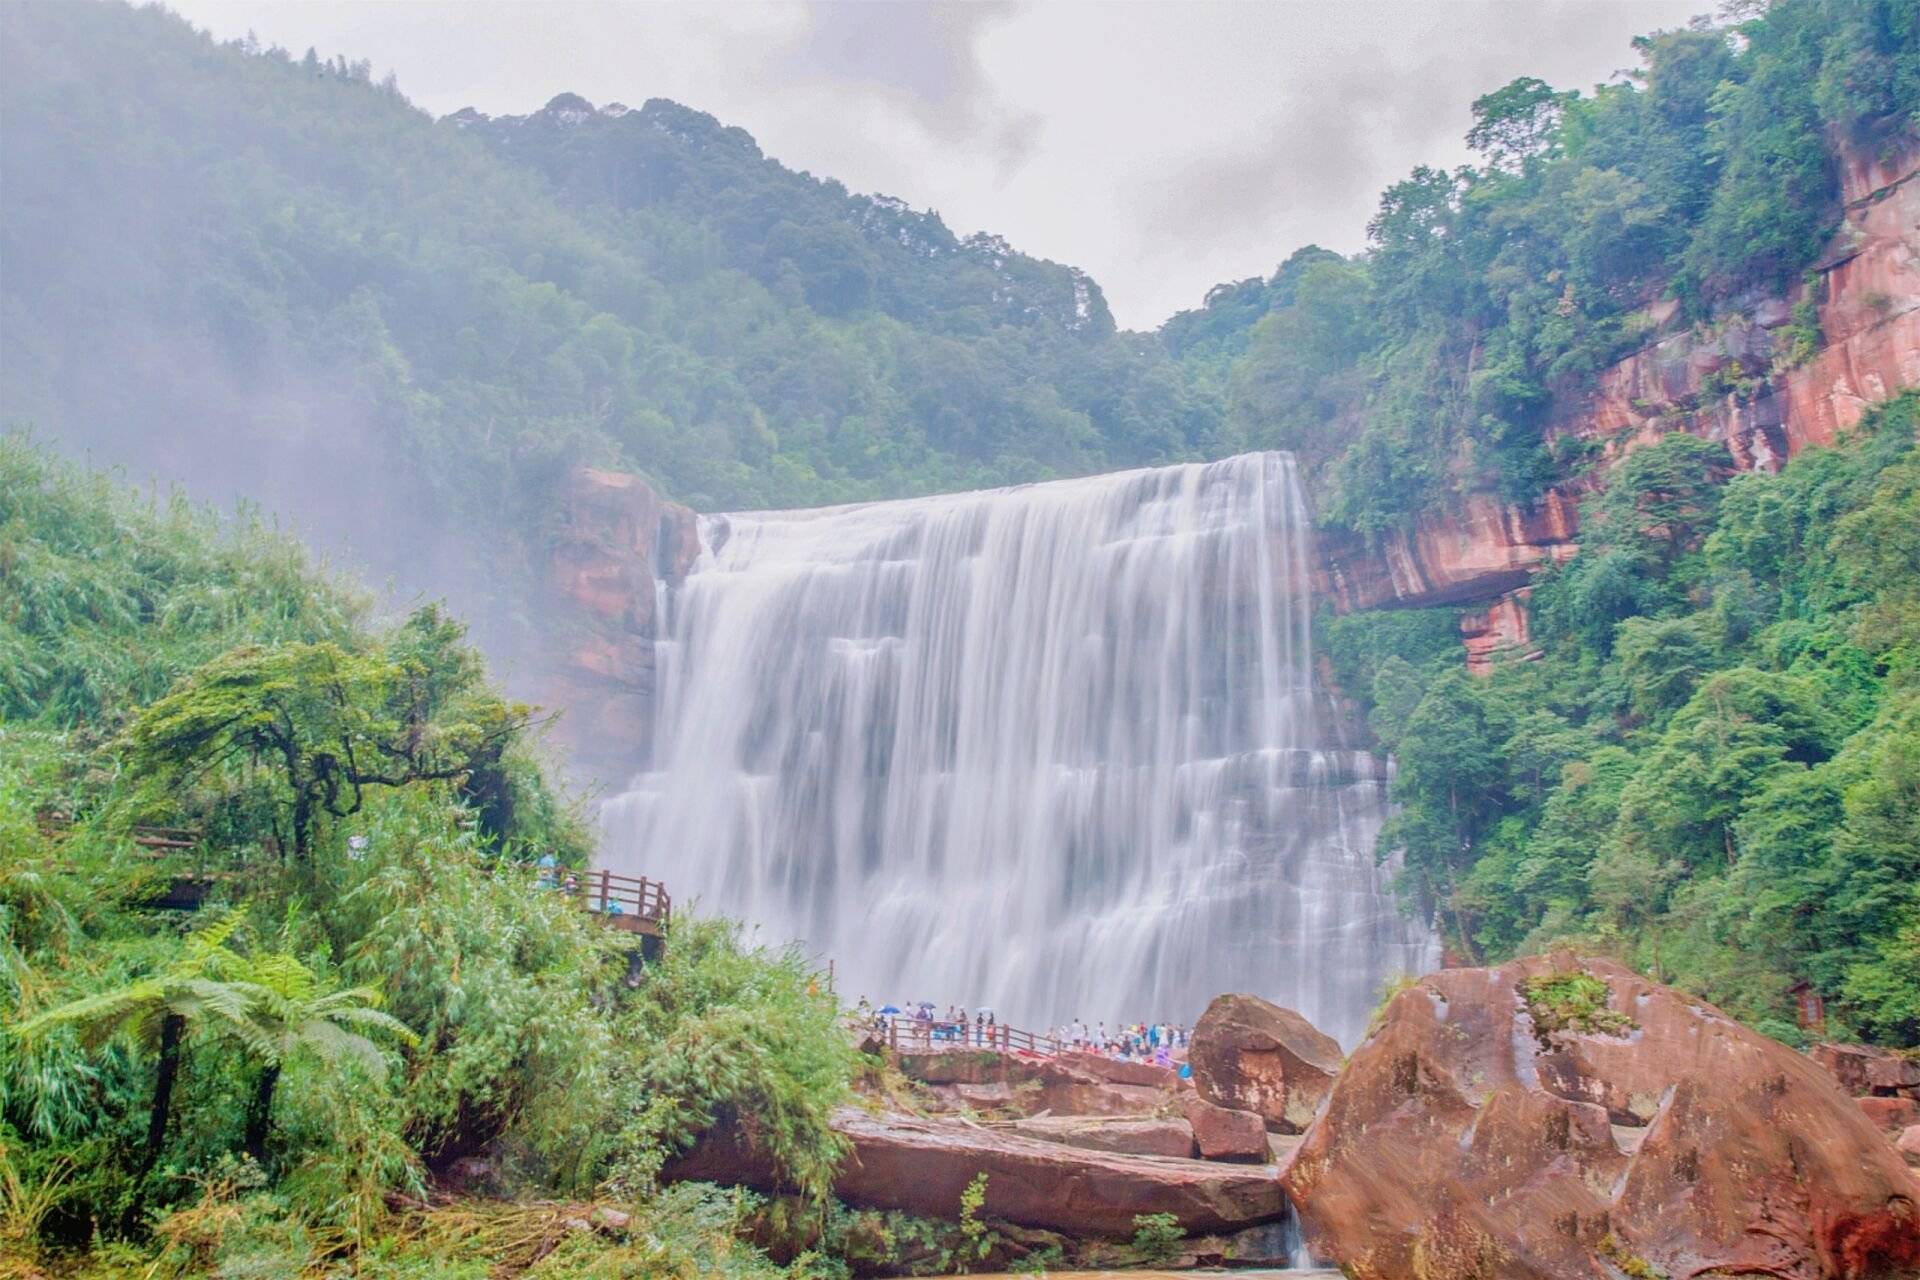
[{"x1": 851, "y1": 997, "x2": 1189, "y2": 1065}]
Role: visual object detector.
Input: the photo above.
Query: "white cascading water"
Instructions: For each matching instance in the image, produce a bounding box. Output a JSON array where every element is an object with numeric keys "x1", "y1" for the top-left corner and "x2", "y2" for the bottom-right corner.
[{"x1": 600, "y1": 452, "x2": 1435, "y2": 1046}]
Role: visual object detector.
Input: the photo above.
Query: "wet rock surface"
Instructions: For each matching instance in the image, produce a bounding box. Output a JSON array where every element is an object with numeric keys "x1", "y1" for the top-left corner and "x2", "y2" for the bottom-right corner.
[{"x1": 1283, "y1": 953, "x2": 1920, "y2": 1280}]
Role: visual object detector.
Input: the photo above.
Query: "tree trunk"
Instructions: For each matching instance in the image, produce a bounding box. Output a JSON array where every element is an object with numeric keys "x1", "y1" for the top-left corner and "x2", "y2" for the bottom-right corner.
[
  {"x1": 245, "y1": 1062, "x2": 281, "y2": 1163},
  {"x1": 141, "y1": 1012, "x2": 183, "y2": 1175}
]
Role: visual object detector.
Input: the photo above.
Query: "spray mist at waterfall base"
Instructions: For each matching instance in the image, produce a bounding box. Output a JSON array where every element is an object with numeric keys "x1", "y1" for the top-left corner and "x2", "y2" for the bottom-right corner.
[{"x1": 601, "y1": 453, "x2": 1434, "y2": 1046}]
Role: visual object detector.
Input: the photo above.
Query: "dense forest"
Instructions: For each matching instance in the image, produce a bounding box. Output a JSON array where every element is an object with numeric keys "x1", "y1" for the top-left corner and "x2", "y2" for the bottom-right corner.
[
  {"x1": 4, "y1": 1, "x2": 1915, "y2": 597},
  {"x1": 0, "y1": 0, "x2": 1211, "y2": 653}
]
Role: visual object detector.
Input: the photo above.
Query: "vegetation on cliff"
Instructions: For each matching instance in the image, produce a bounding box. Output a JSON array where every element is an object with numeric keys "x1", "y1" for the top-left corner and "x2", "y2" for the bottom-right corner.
[
  {"x1": 0, "y1": 437, "x2": 858, "y2": 1276},
  {"x1": 1184, "y1": 0, "x2": 1920, "y2": 537},
  {"x1": 1330, "y1": 393, "x2": 1920, "y2": 1048}
]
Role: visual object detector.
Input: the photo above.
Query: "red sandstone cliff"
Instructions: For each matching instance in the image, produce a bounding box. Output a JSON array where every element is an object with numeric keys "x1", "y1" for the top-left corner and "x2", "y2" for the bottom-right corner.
[
  {"x1": 538, "y1": 467, "x2": 698, "y2": 784},
  {"x1": 1315, "y1": 135, "x2": 1920, "y2": 665}
]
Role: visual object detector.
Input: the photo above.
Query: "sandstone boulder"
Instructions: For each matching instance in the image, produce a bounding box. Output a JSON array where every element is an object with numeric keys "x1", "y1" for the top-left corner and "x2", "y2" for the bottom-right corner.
[
  {"x1": 1813, "y1": 1041, "x2": 1920, "y2": 1098},
  {"x1": 667, "y1": 1107, "x2": 1290, "y2": 1238},
  {"x1": 1009, "y1": 1115, "x2": 1195, "y2": 1159},
  {"x1": 1189, "y1": 993, "x2": 1341, "y2": 1133},
  {"x1": 1285, "y1": 954, "x2": 1920, "y2": 1280},
  {"x1": 1181, "y1": 1095, "x2": 1270, "y2": 1163}
]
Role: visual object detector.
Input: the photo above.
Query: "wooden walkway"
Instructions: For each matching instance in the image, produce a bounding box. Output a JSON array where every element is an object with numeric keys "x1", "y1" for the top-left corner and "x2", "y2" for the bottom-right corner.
[
  {"x1": 40, "y1": 813, "x2": 672, "y2": 942},
  {"x1": 881, "y1": 1017, "x2": 1062, "y2": 1056},
  {"x1": 561, "y1": 868, "x2": 672, "y2": 939}
]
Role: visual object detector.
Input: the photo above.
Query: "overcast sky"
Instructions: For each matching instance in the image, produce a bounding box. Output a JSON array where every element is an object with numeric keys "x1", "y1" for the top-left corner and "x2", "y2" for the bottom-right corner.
[{"x1": 168, "y1": 0, "x2": 1710, "y2": 330}]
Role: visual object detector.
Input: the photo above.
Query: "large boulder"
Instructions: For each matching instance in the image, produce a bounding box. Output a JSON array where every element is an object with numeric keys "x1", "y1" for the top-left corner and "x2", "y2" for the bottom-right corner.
[
  {"x1": 1189, "y1": 993, "x2": 1341, "y2": 1133},
  {"x1": 667, "y1": 1107, "x2": 1290, "y2": 1238},
  {"x1": 1284, "y1": 953, "x2": 1920, "y2": 1280}
]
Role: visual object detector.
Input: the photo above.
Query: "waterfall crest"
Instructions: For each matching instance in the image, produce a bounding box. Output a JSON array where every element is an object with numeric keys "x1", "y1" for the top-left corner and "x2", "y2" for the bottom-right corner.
[{"x1": 600, "y1": 453, "x2": 1435, "y2": 1045}]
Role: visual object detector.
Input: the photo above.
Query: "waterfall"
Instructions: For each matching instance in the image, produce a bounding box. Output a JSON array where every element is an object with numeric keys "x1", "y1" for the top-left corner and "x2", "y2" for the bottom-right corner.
[{"x1": 599, "y1": 452, "x2": 1435, "y2": 1046}]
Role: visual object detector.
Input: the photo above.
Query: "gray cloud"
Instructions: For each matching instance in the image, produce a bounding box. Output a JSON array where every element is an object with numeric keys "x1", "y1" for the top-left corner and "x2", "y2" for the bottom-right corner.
[{"x1": 778, "y1": 1, "x2": 1042, "y2": 176}]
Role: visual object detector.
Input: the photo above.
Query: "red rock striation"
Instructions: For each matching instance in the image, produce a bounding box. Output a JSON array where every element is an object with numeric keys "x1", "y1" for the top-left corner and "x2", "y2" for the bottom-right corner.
[
  {"x1": 537, "y1": 467, "x2": 697, "y2": 782},
  {"x1": 666, "y1": 1106, "x2": 1292, "y2": 1238},
  {"x1": 1460, "y1": 590, "x2": 1538, "y2": 677},
  {"x1": 1283, "y1": 953, "x2": 1920, "y2": 1280}
]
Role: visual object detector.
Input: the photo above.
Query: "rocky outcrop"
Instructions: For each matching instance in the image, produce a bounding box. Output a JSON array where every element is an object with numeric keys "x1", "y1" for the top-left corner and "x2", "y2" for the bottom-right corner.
[
  {"x1": 1812, "y1": 1040, "x2": 1920, "y2": 1099},
  {"x1": 1316, "y1": 136, "x2": 1920, "y2": 669},
  {"x1": 667, "y1": 1107, "x2": 1292, "y2": 1238},
  {"x1": 1460, "y1": 590, "x2": 1537, "y2": 676},
  {"x1": 896, "y1": 1047, "x2": 1175, "y2": 1119},
  {"x1": 1188, "y1": 993, "x2": 1342, "y2": 1134},
  {"x1": 1900, "y1": 1125, "x2": 1920, "y2": 1168},
  {"x1": 1180, "y1": 1095, "x2": 1270, "y2": 1164},
  {"x1": 538, "y1": 467, "x2": 697, "y2": 782},
  {"x1": 1314, "y1": 491, "x2": 1578, "y2": 615},
  {"x1": 1284, "y1": 953, "x2": 1920, "y2": 1280},
  {"x1": 1009, "y1": 1115, "x2": 1196, "y2": 1159}
]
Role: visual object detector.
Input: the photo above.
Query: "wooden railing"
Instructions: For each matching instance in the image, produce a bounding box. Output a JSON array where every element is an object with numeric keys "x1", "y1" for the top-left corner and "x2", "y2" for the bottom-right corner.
[
  {"x1": 883, "y1": 1017, "x2": 1061, "y2": 1056},
  {"x1": 563, "y1": 867, "x2": 671, "y2": 937}
]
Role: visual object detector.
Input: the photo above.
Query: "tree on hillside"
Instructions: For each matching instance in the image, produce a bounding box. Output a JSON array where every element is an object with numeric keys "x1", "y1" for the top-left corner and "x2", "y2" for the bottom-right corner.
[
  {"x1": 121, "y1": 609, "x2": 530, "y2": 859},
  {"x1": 11, "y1": 918, "x2": 255, "y2": 1175},
  {"x1": 227, "y1": 949, "x2": 415, "y2": 1161}
]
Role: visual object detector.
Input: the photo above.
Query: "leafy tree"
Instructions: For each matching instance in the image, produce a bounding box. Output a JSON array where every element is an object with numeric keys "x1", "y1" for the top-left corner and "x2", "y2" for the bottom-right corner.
[
  {"x1": 225, "y1": 949, "x2": 415, "y2": 1162},
  {"x1": 12, "y1": 918, "x2": 256, "y2": 1176},
  {"x1": 121, "y1": 624, "x2": 527, "y2": 859}
]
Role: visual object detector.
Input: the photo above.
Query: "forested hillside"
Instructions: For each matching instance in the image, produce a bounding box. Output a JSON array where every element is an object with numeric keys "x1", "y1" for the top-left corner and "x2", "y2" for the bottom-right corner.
[
  {"x1": 1173, "y1": 0, "x2": 1920, "y2": 536},
  {"x1": 0, "y1": 0, "x2": 1208, "y2": 646}
]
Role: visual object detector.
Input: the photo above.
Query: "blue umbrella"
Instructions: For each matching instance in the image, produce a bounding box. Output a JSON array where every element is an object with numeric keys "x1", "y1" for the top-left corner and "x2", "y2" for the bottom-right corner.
[{"x1": 878, "y1": 1005, "x2": 901, "y2": 1015}]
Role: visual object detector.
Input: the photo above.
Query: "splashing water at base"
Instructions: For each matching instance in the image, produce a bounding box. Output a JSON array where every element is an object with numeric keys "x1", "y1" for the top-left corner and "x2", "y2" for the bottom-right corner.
[{"x1": 600, "y1": 453, "x2": 1434, "y2": 1045}]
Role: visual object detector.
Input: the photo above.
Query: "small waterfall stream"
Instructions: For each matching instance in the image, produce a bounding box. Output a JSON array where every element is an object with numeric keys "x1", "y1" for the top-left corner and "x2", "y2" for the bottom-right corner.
[{"x1": 600, "y1": 452, "x2": 1434, "y2": 1045}]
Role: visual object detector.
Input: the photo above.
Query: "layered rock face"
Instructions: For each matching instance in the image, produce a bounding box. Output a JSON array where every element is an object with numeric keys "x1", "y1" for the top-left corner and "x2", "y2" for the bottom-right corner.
[
  {"x1": 1284, "y1": 954, "x2": 1920, "y2": 1280},
  {"x1": 1188, "y1": 992, "x2": 1342, "y2": 1133},
  {"x1": 666, "y1": 1106, "x2": 1292, "y2": 1238},
  {"x1": 1316, "y1": 137, "x2": 1920, "y2": 658},
  {"x1": 537, "y1": 467, "x2": 696, "y2": 782}
]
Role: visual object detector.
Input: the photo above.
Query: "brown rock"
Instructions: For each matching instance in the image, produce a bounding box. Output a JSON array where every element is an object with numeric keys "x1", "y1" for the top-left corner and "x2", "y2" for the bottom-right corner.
[
  {"x1": 667, "y1": 1107, "x2": 1290, "y2": 1238},
  {"x1": 1814, "y1": 1041, "x2": 1920, "y2": 1098},
  {"x1": 1284, "y1": 953, "x2": 1920, "y2": 1280},
  {"x1": 1858, "y1": 1095, "x2": 1920, "y2": 1134},
  {"x1": 538, "y1": 466, "x2": 697, "y2": 784},
  {"x1": 1010, "y1": 1115, "x2": 1196, "y2": 1159},
  {"x1": 1056, "y1": 1051, "x2": 1180, "y2": 1090},
  {"x1": 1189, "y1": 993, "x2": 1341, "y2": 1133},
  {"x1": 1181, "y1": 1096, "x2": 1270, "y2": 1164},
  {"x1": 1899, "y1": 1124, "x2": 1920, "y2": 1167}
]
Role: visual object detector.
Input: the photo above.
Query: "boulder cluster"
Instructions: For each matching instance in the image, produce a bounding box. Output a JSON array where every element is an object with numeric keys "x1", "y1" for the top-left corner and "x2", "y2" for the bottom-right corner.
[{"x1": 669, "y1": 956, "x2": 1920, "y2": 1279}]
